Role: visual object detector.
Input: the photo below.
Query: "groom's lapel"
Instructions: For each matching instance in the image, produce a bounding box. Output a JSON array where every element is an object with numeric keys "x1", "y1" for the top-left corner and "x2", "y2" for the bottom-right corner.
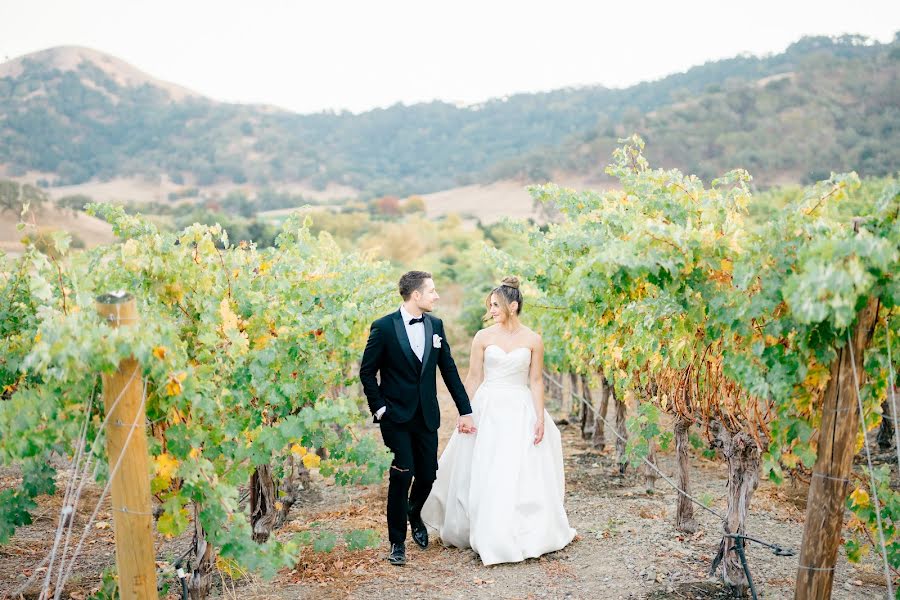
[
  {"x1": 392, "y1": 311, "x2": 420, "y2": 374},
  {"x1": 421, "y1": 315, "x2": 433, "y2": 374}
]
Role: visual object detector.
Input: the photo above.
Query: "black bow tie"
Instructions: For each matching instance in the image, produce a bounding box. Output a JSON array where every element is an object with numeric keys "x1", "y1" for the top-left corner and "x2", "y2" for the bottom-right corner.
[{"x1": 408, "y1": 316, "x2": 425, "y2": 325}]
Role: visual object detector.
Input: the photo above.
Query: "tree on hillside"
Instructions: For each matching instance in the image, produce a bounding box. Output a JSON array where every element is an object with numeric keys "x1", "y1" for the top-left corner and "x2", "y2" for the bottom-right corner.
[
  {"x1": 0, "y1": 180, "x2": 48, "y2": 216},
  {"x1": 56, "y1": 194, "x2": 93, "y2": 216},
  {"x1": 404, "y1": 195, "x2": 426, "y2": 214},
  {"x1": 371, "y1": 196, "x2": 401, "y2": 217}
]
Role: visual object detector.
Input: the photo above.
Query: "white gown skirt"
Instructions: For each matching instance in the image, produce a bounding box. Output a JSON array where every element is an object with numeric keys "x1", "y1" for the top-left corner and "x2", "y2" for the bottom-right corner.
[{"x1": 421, "y1": 380, "x2": 576, "y2": 565}]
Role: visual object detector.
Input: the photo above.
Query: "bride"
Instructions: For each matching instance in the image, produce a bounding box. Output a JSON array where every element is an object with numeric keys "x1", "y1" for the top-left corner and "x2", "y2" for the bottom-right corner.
[{"x1": 421, "y1": 276, "x2": 576, "y2": 565}]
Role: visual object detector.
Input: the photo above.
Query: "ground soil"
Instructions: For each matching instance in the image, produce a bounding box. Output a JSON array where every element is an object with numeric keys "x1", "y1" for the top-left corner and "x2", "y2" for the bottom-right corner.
[{"x1": 0, "y1": 389, "x2": 889, "y2": 600}]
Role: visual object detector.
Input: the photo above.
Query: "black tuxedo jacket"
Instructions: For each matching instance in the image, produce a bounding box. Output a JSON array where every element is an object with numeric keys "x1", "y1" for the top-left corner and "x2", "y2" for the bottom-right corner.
[{"x1": 359, "y1": 310, "x2": 471, "y2": 432}]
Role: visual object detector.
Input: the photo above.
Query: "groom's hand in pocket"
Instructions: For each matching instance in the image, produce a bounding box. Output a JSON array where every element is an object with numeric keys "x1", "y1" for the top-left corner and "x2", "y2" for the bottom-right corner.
[{"x1": 457, "y1": 414, "x2": 476, "y2": 434}]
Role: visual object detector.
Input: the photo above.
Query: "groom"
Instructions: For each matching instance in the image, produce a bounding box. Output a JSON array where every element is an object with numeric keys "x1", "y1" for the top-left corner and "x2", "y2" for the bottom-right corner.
[{"x1": 359, "y1": 271, "x2": 475, "y2": 566}]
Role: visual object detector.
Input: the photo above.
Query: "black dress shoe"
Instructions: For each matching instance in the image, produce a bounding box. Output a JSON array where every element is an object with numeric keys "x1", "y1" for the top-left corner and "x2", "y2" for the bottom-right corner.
[
  {"x1": 408, "y1": 509, "x2": 429, "y2": 549},
  {"x1": 388, "y1": 542, "x2": 406, "y2": 565}
]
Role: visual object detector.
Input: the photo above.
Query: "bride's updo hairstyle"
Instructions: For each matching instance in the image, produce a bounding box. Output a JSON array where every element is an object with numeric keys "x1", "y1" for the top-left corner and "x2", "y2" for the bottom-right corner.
[{"x1": 484, "y1": 276, "x2": 524, "y2": 321}]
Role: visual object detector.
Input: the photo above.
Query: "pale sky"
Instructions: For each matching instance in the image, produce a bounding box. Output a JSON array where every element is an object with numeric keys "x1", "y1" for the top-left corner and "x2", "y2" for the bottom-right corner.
[{"x1": 1, "y1": 0, "x2": 897, "y2": 114}]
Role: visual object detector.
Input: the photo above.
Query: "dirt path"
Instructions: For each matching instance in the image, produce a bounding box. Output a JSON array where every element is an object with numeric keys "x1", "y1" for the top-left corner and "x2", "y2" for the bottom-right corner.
[
  {"x1": 1, "y1": 388, "x2": 889, "y2": 599},
  {"x1": 253, "y1": 387, "x2": 890, "y2": 600}
]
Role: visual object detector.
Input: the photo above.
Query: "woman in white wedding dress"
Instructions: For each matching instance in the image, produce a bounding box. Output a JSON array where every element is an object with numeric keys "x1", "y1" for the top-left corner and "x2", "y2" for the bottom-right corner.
[{"x1": 421, "y1": 276, "x2": 576, "y2": 566}]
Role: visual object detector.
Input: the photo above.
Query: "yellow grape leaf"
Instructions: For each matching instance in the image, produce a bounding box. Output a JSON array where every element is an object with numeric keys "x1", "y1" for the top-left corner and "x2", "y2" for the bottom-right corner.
[
  {"x1": 781, "y1": 452, "x2": 799, "y2": 469},
  {"x1": 258, "y1": 261, "x2": 271, "y2": 275},
  {"x1": 169, "y1": 406, "x2": 185, "y2": 425},
  {"x1": 846, "y1": 515, "x2": 863, "y2": 529},
  {"x1": 154, "y1": 453, "x2": 179, "y2": 484},
  {"x1": 850, "y1": 487, "x2": 870, "y2": 508},
  {"x1": 720, "y1": 258, "x2": 733, "y2": 274},
  {"x1": 216, "y1": 555, "x2": 244, "y2": 579},
  {"x1": 188, "y1": 447, "x2": 202, "y2": 460},
  {"x1": 804, "y1": 365, "x2": 830, "y2": 392},
  {"x1": 302, "y1": 453, "x2": 321, "y2": 469},
  {"x1": 253, "y1": 334, "x2": 271, "y2": 349},
  {"x1": 157, "y1": 506, "x2": 189, "y2": 538},
  {"x1": 291, "y1": 444, "x2": 308, "y2": 457},
  {"x1": 165, "y1": 371, "x2": 187, "y2": 397},
  {"x1": 794, "y1": 388, "x2": 814, "y2": 415},
  {"x1": 152, "y1": 346, "x2": 167, "y2": 360},
  {"x1": 274, "y1": 501, "x2": 284, "y2": 511},
  {"x1": 219, "y1": 298, "x2": 239, "y2": 333},
  {"x1": 164, "y1": 283, "x2": 184, "y2": 303},
  {"x1": 34, "y1": 331, "x2": 42, "y2": 344}
]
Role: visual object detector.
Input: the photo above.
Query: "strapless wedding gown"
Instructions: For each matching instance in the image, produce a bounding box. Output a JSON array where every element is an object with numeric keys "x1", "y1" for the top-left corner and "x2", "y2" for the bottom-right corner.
[{"x1": 421, "y1": 345, "x2": 576, "y2": 565}]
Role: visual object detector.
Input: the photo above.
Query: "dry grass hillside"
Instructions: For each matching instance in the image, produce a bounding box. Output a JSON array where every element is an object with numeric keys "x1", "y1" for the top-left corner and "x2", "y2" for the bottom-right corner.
[
  {"x1": 0, "y1": 45, "x2": 198, "y2": 102},
  {"x1": 42, "y1": 176, "x2": 359, "y2": 205},
  {"x1": 421, "y1": 175, "x2": 603, "y2": 225},
  {"x1": 0, "y1": 173, "x2": 611, "y2": 254},
  {"x1": 0, "y1": 205, "x2": 115, "y2": 256}
]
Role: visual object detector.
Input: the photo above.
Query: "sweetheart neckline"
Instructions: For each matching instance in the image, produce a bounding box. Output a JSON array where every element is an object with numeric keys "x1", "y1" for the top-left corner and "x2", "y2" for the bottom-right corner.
[{"x1": 484, "y1": 344, "x2": 532, "y2": 355}]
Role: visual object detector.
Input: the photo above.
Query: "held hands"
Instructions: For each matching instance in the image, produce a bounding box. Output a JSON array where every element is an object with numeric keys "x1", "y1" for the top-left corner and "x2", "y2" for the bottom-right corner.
[
  {"x1": 457, "y1": 414, "x2": 477, "y2": 434},
  {"x1": 533, "y1": 419, "x2": 545, "y2": 445}
]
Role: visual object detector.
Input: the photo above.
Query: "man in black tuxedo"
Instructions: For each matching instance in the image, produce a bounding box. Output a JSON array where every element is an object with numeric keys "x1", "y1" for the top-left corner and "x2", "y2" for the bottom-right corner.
[{"x1": 359, "y1": 271, "x2": 475, "y2": 565}]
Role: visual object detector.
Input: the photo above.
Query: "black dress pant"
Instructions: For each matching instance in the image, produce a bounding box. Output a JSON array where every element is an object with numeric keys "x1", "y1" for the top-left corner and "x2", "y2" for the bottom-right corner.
[{"x1": 379, "y1": 402, "x2": 438, "y2": 544}]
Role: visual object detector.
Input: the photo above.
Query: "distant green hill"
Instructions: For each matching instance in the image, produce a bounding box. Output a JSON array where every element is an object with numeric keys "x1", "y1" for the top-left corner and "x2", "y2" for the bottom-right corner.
[
  {"x1": 505, "y1": 35, "x2": 900, "y2": 186},
  {"x1": 0, "y1": 34, "x2": 896, "y2": 196}
]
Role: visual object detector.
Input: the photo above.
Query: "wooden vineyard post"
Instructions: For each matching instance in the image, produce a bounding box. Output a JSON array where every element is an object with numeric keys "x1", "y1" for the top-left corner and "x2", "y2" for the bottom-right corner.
[
  {"x1": 96, "y1": 292, "x2": 158, "y2": 600},
  {"x1": 795, "y1": 297, "x2": 879, "y2": 600}
]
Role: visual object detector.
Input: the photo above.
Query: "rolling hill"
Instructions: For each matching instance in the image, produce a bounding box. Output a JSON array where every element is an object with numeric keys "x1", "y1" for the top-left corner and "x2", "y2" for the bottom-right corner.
[{"x1": 0, "y1": 34, "x2": 897, "y2": 199}]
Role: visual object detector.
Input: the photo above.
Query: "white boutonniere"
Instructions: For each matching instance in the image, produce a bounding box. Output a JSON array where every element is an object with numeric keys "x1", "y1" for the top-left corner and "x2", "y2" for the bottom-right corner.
[{"x1": 432, "y1": 334, "x2": 442, "y2": 348}]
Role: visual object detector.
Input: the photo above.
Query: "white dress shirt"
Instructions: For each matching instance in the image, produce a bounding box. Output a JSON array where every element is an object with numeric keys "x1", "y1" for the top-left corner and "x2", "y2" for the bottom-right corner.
[{"x1": 399, "y1": 305, "x2": 426, "y2": 361}]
